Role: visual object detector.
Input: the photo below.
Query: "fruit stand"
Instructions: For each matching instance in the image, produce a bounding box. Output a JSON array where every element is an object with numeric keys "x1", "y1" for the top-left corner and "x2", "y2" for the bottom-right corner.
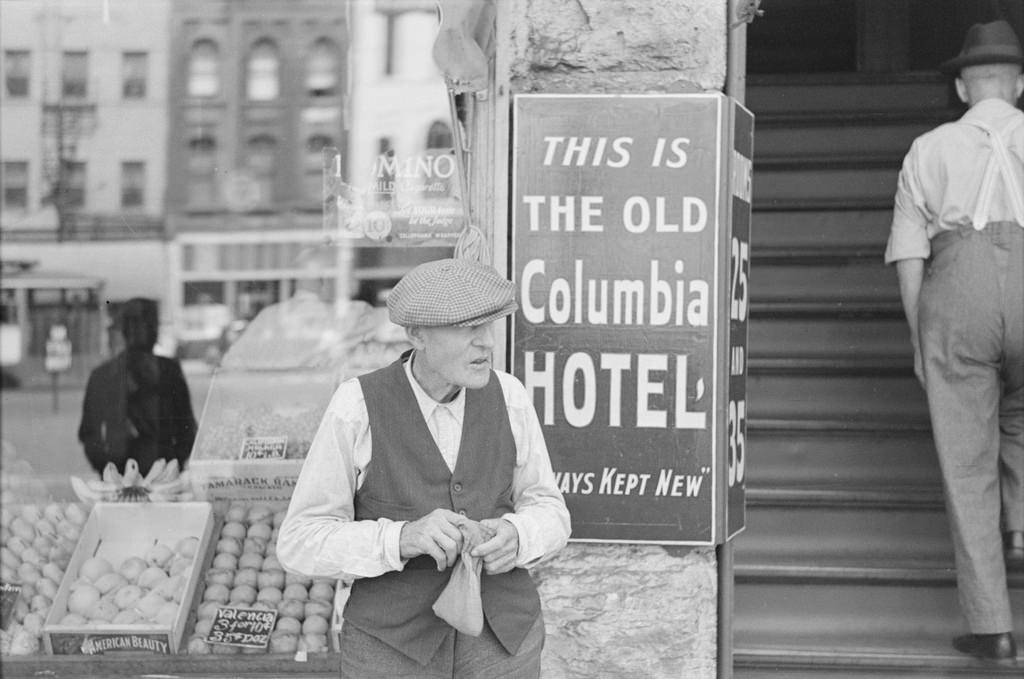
[{"x1": 0, "y1": 307, "x2": 412, "y2": 676}]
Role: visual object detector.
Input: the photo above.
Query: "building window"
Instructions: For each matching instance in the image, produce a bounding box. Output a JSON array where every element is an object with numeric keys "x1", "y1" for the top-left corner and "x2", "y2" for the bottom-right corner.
[
  {"x1": 4, "y1": 50, "x2": 30, "y2": 98},
  {"x1": 305, "y1": 134, "x2": 334, "y2": 200},
  {"x1": 247, "y1": 40, "x2": 280, "y2": 101},
  {"x1": 187, "y1": 135, "x2": 217, "y2": 205},
  {"x1": 122, "y1": 52, "x2": 148, "y2": 99},
  {"x1": 188, "y1": 40, "x2": 220, "y2": 98},
  {"x1": 306, "y1": 38, "x2": 339, "y2": 97},
  {"x1": 2, "y1": 161, "x2": 29, "y2": 210},
  {"x1": 245, "y1": 134, "x2": 278, "y2": 202},
  {"x1": 64, "y1": 161, "x2": 86, "y2": 209},
  {"x1": 120, "y1": 161, "x2": 145, "y2": 208},
  {"x1": 62, "y1": 51, "x2": 88, "y2": 99}
]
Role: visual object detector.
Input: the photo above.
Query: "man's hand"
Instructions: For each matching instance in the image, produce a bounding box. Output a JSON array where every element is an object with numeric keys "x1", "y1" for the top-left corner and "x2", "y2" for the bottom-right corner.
[
  {"x1": 399, "y1": 509, "x2": 466, "y2": 571},
  {"x1": 470, "y1": 518, "x2": 519, "y2": 575}
]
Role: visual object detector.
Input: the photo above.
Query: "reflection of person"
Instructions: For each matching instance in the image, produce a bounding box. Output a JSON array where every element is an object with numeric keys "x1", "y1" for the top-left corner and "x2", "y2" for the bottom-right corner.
[
  {"x1": 78, "y1": 298, "x2": 197, "y2": 478},
  {"x1": 278, "y1": 258, "x2": 570, "y2": 678},
  {"x1": 886, "y1": 20, "x2": 1024, "y2": 663}
]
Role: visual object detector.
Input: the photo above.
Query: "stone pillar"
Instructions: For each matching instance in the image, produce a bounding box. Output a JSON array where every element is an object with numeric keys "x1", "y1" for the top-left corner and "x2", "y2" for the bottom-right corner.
[{"x1": 487, "y1": 2, "x2": 730, "y2": 678}]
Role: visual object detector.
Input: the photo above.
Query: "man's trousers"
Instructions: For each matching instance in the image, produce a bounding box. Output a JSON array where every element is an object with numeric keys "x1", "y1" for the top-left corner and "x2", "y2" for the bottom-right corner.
[{"x1": 918, "y1": 222, "x2": 1024, "y2": 633}]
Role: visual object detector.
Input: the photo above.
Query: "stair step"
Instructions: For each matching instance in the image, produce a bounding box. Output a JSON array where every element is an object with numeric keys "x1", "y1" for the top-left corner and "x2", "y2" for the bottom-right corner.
[
  {"x1": 751, "y1": 209, "x2": 894, "y2": 250},
  {"x1": 734, "y1": 580, "x2": 1024, "y2": 656},
  {"x1": 754, "y1": 164, "x2": 900, "y2": 206},
  {"x1": 755, "y1": 112, "x2": 955, "y2": 159},
  {"x1": 735, "y1": 648, "x2": 1024, "y2": 678},
  {"x1": 736, "y1": 502, "x2": 952, "y2": 565},
  {"x1": 746, "y1": 73, "x2": 952, "y2": 114},
  {"x1": 751, "y1": 299, "x2": 905, "y2": 318},
  {"x1": 747, "y1": 428, "x2": 938, "y2": 487},
  {"x1": 750, "y1": 316, "x2": 910, "y2": 361},
  {"x1": 751, "y1": 260, "x2": 898, "y2": 304},
  {"x1": 748, "y1": 373, "x2": 929, "y2": 421}
]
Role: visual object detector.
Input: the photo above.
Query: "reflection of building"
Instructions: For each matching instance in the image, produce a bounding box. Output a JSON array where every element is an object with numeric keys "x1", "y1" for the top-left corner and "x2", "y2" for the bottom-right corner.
[
  {"x1": 0, "y1": 0, "x2": 173, "y2": 383},
  {"x1": 165, "y1": 0, "x2": 350, "y2": 358},
  {"x1": 166, "y1": 1, "x2": 457, "y2": 358}
]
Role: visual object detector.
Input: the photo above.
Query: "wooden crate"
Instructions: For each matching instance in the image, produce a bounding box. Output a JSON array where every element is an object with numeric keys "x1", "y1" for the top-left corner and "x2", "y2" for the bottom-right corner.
[{"x1": 42, "y1": 502, "x2": 216, "y2": 655}]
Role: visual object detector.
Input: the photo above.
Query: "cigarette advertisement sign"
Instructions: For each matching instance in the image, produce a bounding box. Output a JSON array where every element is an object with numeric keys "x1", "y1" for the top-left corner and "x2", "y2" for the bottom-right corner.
[
  {"x1": 323, "y1": 147, "x2": 464, "y2": 246},
  {"x1": 510, "y1": 94, "x2": 751, "y2": 544}
]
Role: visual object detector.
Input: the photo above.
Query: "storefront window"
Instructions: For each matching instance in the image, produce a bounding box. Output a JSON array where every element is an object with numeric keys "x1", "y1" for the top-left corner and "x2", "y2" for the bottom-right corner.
[{"x1": 0, "y1": 0, "x2": 463, "y2": 666}]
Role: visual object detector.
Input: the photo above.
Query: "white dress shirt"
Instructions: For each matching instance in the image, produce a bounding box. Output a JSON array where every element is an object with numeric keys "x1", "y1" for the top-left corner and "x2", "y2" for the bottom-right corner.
[{"x1": 277, "y1": 356, "x2": 571, "y2": 580}]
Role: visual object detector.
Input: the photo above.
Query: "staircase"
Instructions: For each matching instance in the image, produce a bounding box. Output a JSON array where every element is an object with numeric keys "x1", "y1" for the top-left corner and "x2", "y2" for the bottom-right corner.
[{"x1": 732, "y1": 73, "x2": 1024, "y2": 677}]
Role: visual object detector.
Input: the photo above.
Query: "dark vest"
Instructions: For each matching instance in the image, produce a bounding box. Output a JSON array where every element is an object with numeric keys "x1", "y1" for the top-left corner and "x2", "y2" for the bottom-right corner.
[{"x1": 345, "y1": 354, "x2": 541, "y2": 665}]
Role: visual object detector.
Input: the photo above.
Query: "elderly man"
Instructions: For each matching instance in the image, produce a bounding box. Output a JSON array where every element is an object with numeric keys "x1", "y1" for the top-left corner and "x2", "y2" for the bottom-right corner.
[
  {"x1": 886, "y1": 20, "x2": 1024, "y2": 663},
  {"x1": 278, "y1": 258, "x2": 570, "y2": 678}
]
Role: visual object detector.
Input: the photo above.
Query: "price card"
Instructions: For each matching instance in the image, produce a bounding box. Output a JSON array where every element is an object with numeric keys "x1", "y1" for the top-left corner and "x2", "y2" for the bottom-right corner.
[
  {"x1": 205, "y1": 606, "x2": 278, "y2": 648},
  {"x1": 238, "y1": 436, "x2": 288, "y2": 460},
  {"x1": 1, "y1": 583, "x2": 22, "y2": 631}
]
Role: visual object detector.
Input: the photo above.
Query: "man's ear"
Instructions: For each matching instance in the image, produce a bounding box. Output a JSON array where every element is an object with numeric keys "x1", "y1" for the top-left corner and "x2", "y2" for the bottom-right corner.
[
  {"x1": 1016, "y1": 73, "x2": 1024, "y2": 101},
  {"x1": 955, "y1": 77, "x2": 969, "y2": 104},
  {"x1": 406, "y1": 326, "x2": 425, "y2": 350}
]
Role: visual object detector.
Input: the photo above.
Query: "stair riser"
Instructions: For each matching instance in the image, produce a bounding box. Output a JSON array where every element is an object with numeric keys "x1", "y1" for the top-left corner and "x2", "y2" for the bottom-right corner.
[
  {"x1": 750, "y1": 262, "x2": 898, "y2": 304},
  {"x1": 735, "y1": 582, "x2": 1024, "y2": 643},
  {"x1": 754, "y1": 167, "x2": 900, "y2": 204},
  {"x1": 735, "y1": 506, "x2": 953, "y2": 563},
  {"x1": 748, "y1": 374, "x2": 930, "y2": 421},
  {"x1": 756, "y1": 123, "x2": 930, "y2": 159},
  {"x1": 747, "y1": 431, "x2": 939, "y2": 487},
  {"x1": 746, "y1": 81, "x2": 951, "y2": 114},
  {"x1": 751, "y1": 210, "x2": 894, "y2": 250},
  {"x1": 750, "y1": 318, "x2": 911, "y2": 360}
]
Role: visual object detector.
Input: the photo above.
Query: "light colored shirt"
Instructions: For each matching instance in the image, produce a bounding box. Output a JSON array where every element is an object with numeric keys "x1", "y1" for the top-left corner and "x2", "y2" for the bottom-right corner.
[
  {"x1": 886, "y1": 98, "x2": 1024, "y2": 264},
  {"x1": 277, "y1": 355, "x2": 571, "y2": 580}
]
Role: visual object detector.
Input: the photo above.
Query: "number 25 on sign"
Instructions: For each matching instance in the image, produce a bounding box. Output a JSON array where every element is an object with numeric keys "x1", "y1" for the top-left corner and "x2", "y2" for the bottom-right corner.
[{"x1": 730, "y1": 237, "x2": 749, "y2": 322}]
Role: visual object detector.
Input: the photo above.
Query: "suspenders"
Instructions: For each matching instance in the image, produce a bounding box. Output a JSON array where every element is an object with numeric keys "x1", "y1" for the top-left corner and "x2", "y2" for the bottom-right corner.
[{"x1": 964, "y1": 116, "x2": 1024, "y2": 229}]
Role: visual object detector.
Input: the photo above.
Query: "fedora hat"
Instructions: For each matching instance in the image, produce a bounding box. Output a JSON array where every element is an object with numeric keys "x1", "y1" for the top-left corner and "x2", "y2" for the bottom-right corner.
[{"x1": 940, "y1": 20, "x2": 1024, "y2": 73}]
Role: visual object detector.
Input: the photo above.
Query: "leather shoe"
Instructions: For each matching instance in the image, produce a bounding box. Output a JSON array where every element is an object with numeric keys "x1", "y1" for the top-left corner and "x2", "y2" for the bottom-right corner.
[
  {"x1": 1006, "y1": 531, "x2": 1024, "y2": 565},
  {"x1": 952, "y1": 632, "x2": 1017, "y2": 664}
]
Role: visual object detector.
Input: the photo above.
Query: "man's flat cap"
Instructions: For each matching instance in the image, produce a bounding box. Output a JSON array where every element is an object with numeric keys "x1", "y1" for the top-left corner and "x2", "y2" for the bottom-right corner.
[{"x1": 387, "y1": 258, "x2": 517, "y2": 327}]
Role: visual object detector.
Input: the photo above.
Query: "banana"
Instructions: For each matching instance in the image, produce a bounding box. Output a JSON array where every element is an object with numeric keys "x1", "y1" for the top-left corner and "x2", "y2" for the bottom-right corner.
[
  {"x1": 85, "y1": 477, "x2": 119, "y2": 494},
  {"x1": 121, "y1": 459, "x2": 140, "y2": 487},
  {"x1": 102, "y1": 462, "x2": 122, "y2": 486},
  {"x1": 70, "y1": 476, "x2": 103, "y2": 504},
  {"x1": 148, "y1": 477, "x2": 186, "y2": 496},
  {"x1": 156, "y1": 458, "x2": 179, "y2": 485},
  {"x1": 143, "y1": 458, "x2": 167, "y2": 486}
]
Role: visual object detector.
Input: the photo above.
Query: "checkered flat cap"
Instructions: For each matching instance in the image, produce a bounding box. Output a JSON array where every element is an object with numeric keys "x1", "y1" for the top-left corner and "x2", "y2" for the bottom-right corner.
[{"x1": 387, "y1": 258, "x2": 517, "y2": 327}]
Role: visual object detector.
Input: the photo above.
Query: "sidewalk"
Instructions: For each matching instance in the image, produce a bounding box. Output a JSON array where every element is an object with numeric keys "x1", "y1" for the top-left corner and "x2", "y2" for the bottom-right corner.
[{"x1": 0, "y1": 371, "x2": 212, "y2": 492}]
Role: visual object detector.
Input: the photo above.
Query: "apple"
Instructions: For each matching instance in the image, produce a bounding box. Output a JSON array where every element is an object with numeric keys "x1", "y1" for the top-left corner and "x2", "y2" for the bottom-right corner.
[
  {"x1": 79, "y1": 556, "x2": 113, "y2": 582},
  {"x1": 118, "y1": 557, "x2": 148, "y2": 583},
  {"x1": 112, "y1": 609, "x2": 141, "y2": 625},
  {"x1": 67, "y1": 583, "x2": 101, "y2": 615},
  {"x1": 137, "y1": 591, "x2": 166, "y2": 619},
  {"x1": 60, "y1": 612, "x2": 88, "y2": 626},
  {"x1": 155, "y1": 601, "x2": 179, "y2": 625},
  {"x1": 85, "y1": 598, "x2": 118, "y2": 622},
  {"x1": 93, "y1": 571, "x2": 128, "y2": 595},
  {"x1": 113, "y1": 584, "x2": 144, "y2": 610},
  {"x1": 138, "y1": 566, "x2": 170, "y2": 589},
  {"x1": 175, "y1": 536, "x2": 200, "y2": 559},
  {"x1": 145, "y1": 543, "x2": 174, "y2": 569}
]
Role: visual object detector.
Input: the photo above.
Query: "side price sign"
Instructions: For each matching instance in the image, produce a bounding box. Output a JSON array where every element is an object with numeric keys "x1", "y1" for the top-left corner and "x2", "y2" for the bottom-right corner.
[
  {"x1": 510, "y1": 94, "x2": 752, "y2": 544},
  {"x1": 206, "y1": 606, "x2": 278, "y2": 649}
]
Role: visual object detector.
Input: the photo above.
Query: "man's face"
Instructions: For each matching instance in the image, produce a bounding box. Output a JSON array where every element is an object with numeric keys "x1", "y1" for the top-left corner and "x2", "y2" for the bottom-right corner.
[{"x1": 408, "y1": 322, "x2": 495, "y2": 401}]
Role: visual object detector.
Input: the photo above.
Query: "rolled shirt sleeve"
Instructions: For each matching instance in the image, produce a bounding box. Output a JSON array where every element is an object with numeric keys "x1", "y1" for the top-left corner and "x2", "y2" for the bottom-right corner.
[
  {"x1": 885, "y1": 140, "x2": 934, "y2": 264},
  {"x1": 277, "y1": 381, "x2": 407, "y2": 580},
  {"x1": 496, "y1": 372, "x2": 572, "y2": 567}
]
